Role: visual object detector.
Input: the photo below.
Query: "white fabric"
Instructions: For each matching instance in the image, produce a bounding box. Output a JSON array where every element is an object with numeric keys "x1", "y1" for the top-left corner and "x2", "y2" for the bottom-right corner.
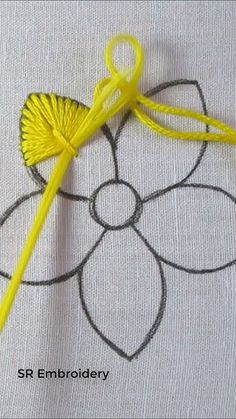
[{"x1": 0, "y1": 1, "x2": 236, "y2": 418}]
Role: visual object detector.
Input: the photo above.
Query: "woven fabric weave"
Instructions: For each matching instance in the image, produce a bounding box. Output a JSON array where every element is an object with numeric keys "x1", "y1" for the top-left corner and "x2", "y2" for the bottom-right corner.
[{"x1": 0, "y1": 1, "x2": 236, "y2": 418}]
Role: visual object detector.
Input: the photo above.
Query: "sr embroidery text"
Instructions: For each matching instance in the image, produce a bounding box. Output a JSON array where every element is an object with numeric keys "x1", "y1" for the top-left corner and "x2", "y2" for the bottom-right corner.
[{"x1": 18, "y1": 368, "x2": 110, "y2": 381}]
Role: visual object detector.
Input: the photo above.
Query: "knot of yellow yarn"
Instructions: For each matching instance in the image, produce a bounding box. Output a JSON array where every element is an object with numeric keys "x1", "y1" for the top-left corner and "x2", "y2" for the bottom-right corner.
[
  {"x1": 52, "y1": 129, "x2": 78, "y2": 158},
  {"x1": 68, "y1": 34, "x2": 144, "y2": 151}
]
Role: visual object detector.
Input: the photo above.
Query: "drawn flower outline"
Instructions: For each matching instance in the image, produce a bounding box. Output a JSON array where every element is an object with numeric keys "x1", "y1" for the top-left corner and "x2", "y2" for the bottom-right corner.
[{"x1": 1, "y1": 79, "x2": 236, "y2": 361}]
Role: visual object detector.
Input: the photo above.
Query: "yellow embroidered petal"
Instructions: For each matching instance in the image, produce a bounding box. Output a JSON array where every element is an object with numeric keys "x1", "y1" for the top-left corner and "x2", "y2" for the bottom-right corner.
[{"x1": 20, "y1": 93, "x2": 89, "y2": 166}]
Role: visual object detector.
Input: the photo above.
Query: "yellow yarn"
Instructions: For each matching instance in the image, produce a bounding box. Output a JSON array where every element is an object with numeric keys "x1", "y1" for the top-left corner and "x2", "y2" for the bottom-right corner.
[
  {"x1": 1, "y1": 33, "x2": 236, "y2": 331},
  {"x1": 134, "y1": 94, "x2": 236, "y2": 143}
]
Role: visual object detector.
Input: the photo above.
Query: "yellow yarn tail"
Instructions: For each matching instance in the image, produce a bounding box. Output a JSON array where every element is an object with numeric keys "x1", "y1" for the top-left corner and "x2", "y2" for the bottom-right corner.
[
  {"x1": 134, "y1": 94, "x2": 236, "y2": 144},
  {"x1": 1, "y1": 33, "x2": 236, "y2": 331},
  {"x1": 0, "y1": 151, "x2": 71, "y2": 331}
]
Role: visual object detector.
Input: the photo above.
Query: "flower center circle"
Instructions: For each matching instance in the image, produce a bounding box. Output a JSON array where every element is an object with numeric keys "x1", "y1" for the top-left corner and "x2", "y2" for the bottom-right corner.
[{"x1": 90, "y1": 180, "x2": 143, "y2": 230}]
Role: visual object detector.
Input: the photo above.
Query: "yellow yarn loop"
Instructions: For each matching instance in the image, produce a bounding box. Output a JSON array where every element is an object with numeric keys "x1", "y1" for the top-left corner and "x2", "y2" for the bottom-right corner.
[{"x1": 1, "y1": 33, "x2": 236, "y2": 331}]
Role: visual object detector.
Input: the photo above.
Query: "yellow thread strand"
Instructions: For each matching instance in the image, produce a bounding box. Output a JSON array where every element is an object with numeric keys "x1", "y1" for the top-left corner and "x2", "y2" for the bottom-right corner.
[
  {"x1": 134, "y1": 94, "x2": 236, "y2": 143},
  {"x1": 0, "y1": 150, "x2": 72, "y2": 331},
  {"x1": 133, "y1": 104, "x2": 236, "y2": 144},
  {"x1": 1, "y1": 33, "x2": 236, "y2": 331}
]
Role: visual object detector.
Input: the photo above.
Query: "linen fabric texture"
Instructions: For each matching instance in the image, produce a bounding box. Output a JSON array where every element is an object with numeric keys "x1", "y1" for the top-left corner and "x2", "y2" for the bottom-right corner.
[{"x1": 0, "y1": 1, "x2": 236, "y2": 418}]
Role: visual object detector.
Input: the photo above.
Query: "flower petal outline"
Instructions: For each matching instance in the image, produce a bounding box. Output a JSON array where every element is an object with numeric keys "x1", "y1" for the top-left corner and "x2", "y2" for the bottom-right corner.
[
  {"x1": 78, "y1": 229, "x2": 167, "y2": 360},
  {"x1": 137, "y1": 183, "x2": 236, "y2": 273}
]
